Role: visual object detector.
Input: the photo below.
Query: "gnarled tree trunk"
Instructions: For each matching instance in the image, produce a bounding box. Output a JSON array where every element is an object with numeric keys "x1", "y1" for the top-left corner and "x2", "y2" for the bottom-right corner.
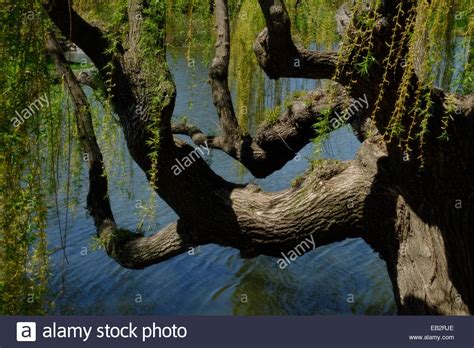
[{"x1": 43, "y1": 0, "x2": 473, "y2": 315}]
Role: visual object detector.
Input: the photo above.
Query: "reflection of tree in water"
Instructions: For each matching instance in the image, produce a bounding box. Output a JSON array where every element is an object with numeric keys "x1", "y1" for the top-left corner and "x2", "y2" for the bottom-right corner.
[{"x1": 230, "y1": 240, "x2": 396, "y2": 315}]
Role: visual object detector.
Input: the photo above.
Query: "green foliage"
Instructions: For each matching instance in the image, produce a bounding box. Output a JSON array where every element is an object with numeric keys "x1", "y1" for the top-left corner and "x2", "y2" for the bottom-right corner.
[
  {"x1": 355, "y1": 51, "x2": 377, "y2": 76},
  {"x1": 288, "y1": 0, "x2": 343, "y2": 49},
  {"x1": 229, "y1": 0, "x2": 266, "y2": 132},
  {"x1": 387, "y1": 0, "x2": 472, "y2": 160},
  {"x1": 0, "y1": 0, "x2": 51, "y2": 314},
  {"x1": 75, "y1": 0, "x2": 128, "y2": 28},
  {"x1": 312, "y1": 108, "x2": 333, "y2": 160},
  {"x1": 141, "y1": 1, "x2": 174, "y2": 189},
  {"x1": 264, "y1": 106, "x2": 282, "y2": 126},
  {"x1": 230, "y1": 0, "x2": 344, "y2": 134},
  {"x1": 166, "y1": 0, "x2": 214, "y2": 61},
  {"x1": 332, "y1": 0, "x2": 472, "y2": 163}
]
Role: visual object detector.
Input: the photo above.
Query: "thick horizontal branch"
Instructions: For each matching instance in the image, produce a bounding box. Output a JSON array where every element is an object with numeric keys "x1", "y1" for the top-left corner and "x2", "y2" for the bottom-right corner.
[
  {"x1": 92, "y1": 139, "x2": 384, "y2": 270},
  {"x1": 105, "y1": 139, "x2": 386, "y2": 269},
  {"x1": 174, "y1": 87, "x2": 370, "y2": 178},
  {"x1": 253, "y1": 0, "x2": 399, "y2": 106},
  {"x1": 100, "y1": 221, "x2": 190, "y2": 269},
  {"x1": 254, "y1": 28, "x2": 339, "y2": 80},
  {"x1": 225, "y1": 159, "x2": 374, "y2": 257}
]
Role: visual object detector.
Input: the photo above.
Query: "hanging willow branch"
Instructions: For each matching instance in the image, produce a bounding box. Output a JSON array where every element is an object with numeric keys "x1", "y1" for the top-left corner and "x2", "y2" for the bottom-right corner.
[{"x1": 46, "y1": 31, "x2": 190, "y2": 269}]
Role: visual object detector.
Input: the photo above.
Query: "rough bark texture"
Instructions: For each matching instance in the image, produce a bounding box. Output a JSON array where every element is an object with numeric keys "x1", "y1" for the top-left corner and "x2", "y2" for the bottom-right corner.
[{"x1": 44, "y1": 0, "x2": 474, "y2": 315}]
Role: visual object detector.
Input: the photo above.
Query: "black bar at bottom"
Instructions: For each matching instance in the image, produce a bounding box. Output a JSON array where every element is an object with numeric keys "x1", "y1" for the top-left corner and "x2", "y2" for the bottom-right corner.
[{"x1": 1, "y1": 316, "x2": 472, "y2": 347}]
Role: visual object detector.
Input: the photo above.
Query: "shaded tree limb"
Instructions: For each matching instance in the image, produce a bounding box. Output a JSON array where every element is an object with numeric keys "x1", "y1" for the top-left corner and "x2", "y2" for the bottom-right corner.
[
  {"x1": 46, "y1": 32, "x2": 114, "y2": 229},
  {"x1": 46, "y1": 31, "x2": 189, "y2": 269},
  {"x1": 209, "y1": 0, "x2": 242, "y2": 143},
  {"x1": 43, "y1": 0, "x2": 111, "y2": 71}
]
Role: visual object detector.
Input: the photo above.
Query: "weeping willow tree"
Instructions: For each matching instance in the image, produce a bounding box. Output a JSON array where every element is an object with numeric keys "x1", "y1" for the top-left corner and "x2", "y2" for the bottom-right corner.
[
  {"x1": 0, "y1": 1, "x2": 52, "y2": 314},
  {"x1": 1, "y1": 0, "x2": 473, "y2": 316}
]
